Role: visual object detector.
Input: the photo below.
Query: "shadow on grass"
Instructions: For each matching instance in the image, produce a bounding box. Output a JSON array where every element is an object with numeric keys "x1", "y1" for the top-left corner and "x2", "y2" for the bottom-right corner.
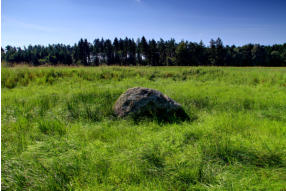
[
  {"x1": 202, "y1": 141, "x2": 284, "y2": 168},
  {"x1": 122, "y1": 107, "x2": 198, "y2": 125}
]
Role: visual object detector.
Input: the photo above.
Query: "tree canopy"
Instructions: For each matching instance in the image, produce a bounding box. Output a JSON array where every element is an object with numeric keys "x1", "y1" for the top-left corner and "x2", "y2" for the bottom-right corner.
[{"x1": 2, "y1": 37, "x2": 286, "y2": 67}]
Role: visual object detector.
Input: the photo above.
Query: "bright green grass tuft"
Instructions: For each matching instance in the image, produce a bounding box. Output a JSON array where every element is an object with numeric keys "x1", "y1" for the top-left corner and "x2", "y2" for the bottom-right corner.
[{"x1": 2, "y1": 66, "x2": 286, "y2": 190}]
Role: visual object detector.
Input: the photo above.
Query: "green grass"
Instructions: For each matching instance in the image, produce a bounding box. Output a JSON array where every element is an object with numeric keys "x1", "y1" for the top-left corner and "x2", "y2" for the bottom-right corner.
[{"x1": 2, "y1": 66, "x2": 286, "y2": 190}]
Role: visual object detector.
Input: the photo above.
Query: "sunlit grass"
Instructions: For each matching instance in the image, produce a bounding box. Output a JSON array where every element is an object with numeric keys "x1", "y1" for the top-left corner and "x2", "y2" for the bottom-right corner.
[{"x1": 2, "y1": 66, "x2": 286, "y2": 190}]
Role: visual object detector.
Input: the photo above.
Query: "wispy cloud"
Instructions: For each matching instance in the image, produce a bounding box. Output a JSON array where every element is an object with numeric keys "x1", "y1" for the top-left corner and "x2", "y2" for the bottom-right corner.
[
  {"x1": 3, "y1": 17, "x2": 61, "y2": 33},
  {"x1": 135, "y1": 0, "x2": 141, "y2": 3}
]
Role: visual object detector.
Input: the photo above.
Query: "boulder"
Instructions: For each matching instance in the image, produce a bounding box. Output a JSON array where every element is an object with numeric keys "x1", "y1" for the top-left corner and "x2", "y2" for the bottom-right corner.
[{"x1": 113, "y1": 87, "x2": 189, "y2": 121}]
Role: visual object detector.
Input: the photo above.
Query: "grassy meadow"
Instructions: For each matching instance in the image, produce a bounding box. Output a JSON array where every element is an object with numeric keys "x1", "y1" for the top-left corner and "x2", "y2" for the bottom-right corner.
[{"x1": 1, "y1": 66, "x2": 286, "y2": 190}]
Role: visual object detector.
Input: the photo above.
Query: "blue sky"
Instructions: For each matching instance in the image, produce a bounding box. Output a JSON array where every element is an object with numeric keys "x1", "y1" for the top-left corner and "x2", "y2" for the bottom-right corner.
[{"x1": 2, "y1": 0, "x2": 286, "y2": 47}]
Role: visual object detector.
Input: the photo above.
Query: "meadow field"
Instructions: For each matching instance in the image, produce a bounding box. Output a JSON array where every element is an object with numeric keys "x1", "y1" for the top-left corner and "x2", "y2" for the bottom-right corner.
[{"x1": 1, "y1": 66, "x2": 286, "y2": 190}]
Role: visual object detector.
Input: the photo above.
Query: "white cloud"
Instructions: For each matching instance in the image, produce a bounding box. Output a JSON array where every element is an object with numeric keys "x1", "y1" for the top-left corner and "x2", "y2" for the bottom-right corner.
[{"x1": 135, "y1": 0, "x2": 141, "y2": 3}]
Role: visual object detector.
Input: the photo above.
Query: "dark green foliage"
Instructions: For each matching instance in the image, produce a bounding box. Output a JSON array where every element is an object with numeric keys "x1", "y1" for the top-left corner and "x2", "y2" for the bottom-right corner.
[{"x1": 3, "y1": 38, "x2": 286, "y2": 67}]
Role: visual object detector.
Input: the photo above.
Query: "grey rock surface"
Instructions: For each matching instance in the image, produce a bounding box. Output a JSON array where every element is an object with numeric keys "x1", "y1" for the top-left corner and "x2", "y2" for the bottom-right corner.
[{"x1": 113, "y1": 87, "x2": 189, "y2": 121}]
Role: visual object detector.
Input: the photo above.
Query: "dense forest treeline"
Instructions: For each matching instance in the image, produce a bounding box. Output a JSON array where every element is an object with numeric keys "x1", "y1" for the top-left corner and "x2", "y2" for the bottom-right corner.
[{"x1": 2, "y1": 37, "x2": 286, "y2": 66}]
